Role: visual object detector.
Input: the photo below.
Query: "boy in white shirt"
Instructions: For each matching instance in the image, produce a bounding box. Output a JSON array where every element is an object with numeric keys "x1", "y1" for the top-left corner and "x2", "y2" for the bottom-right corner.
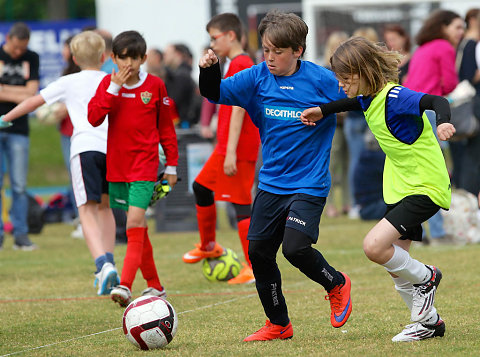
[{"x1": 0, "y1": 31, "x2": 118, "y2": 296}]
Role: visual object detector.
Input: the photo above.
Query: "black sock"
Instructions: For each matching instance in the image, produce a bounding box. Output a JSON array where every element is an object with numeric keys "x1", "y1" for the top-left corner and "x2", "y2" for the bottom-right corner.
[
  {"x1": 254, "y1": 269, "x2": 290, "y2": 327},
  {"x1": 282, "y1": 227, "x2": 344, "y2": 292}
]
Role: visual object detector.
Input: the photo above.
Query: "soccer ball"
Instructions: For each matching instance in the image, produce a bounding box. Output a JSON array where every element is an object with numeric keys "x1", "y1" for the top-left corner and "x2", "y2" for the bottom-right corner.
[
  {"x1": 35, "y1": 102, "x2": 64, "y2": 125},
  {"x1": 123, "y1": 296, "x2": 178, "y2": 350},
  {"x1": 202, "y1": 248, "x2": 241, "y2": 282}
]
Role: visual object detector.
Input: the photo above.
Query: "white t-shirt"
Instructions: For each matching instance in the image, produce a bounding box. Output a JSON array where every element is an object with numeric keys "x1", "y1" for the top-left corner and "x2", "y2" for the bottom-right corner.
[
  {"x1": 476, "y1": 42, "x2": 480, "y2": 70},
  {"x1": 40, "y1": 70, "x2": 108, "y2": 159}
]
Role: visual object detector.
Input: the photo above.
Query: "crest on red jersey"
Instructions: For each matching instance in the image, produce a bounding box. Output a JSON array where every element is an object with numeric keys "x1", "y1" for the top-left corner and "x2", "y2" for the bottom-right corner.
[{"x1": 141, "y1": 91, "x2": 152, "y2": 104}]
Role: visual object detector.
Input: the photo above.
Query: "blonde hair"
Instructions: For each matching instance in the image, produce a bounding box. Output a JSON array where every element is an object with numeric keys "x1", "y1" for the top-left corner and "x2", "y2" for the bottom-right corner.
[
  {"x1": 324, "y1": 31, "x2": 349, "y2": 65},
  {"x1": 353, "y1": 27, "x2": 379, "y2": 42},
  {"x1": 70, "y1": 31, "x2": 105, "y2": 68},
  {"x1": 331, "y1": 37, "x2": 402, "y2": 96}
]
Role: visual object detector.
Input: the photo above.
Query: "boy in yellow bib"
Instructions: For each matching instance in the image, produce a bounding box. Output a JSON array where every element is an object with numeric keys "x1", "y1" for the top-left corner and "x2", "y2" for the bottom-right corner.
[{"x1": 301, "y1": 37, "x2": 455, "y2": 342}]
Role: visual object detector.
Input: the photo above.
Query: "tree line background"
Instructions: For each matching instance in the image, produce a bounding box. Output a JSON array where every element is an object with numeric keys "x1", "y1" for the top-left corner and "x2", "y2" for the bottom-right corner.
[{"x1": 0, "y1": 0, "x2": 95, "y2": 21}]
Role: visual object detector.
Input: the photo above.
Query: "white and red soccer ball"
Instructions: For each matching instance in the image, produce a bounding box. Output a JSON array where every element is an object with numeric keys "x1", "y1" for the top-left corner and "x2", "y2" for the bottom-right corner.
[{"x1": 123, "y1": 296, "x2": 178, "y2": 350}]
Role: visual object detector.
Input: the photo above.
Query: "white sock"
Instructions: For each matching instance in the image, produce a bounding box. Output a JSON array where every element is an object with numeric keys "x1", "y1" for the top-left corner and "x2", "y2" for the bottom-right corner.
[
  {"x1": 382, "y1": 245, "x2": 431, "y2": 284},
  {"x1": 420, "y1": 308, "x2": 439, "y2": 325},
  {"x1": 391, "y1": 275, "x2": 413, "y2": 311}
]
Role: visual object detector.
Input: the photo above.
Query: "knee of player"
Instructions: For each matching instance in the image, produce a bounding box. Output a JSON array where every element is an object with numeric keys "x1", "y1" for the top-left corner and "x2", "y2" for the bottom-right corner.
[
  {"x1": 362, "y1": 237, "x2": 382, "y2": 261},
  {"x1": 282, "y1": 243, "x2": 308, "y2": 265}
]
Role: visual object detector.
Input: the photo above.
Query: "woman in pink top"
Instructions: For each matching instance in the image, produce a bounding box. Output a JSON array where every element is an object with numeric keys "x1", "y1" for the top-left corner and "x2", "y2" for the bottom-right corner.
[
  {"x1": 405, "y1": 10, "x2": 464, "y2": 96},
  {"x1": 404, "y1": 9, "x2": 464, "y2": 246}
]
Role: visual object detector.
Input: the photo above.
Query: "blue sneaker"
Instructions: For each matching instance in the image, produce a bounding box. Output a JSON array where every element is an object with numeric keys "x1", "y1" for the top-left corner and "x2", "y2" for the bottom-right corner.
[{"x1": 95, "y1": 262, "x2": 118, "y2": 295}]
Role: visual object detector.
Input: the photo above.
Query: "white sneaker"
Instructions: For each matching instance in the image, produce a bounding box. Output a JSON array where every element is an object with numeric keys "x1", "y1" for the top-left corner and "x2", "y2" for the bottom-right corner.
[
  {"x1": 94, "y1": 262, "x2": 118, "y2": 295},
  {"x1": 110, "y1": 284, "x2": 132, "y2": 307},
  {"x1": 141, "y1": 287, "x2": 167, "y2": 298},
  {"x1": 392, "y1": 319, "x2": 445, "y2": 342},
  {"x1": 348, "y1": 205, "x2": 360, "y2": 219},
  {"x1": 411, "y1": 265, "x2": 442, "y2": 322},
  {"x1": 71, "y1": 224, "x2": 84, "y2": 239}
]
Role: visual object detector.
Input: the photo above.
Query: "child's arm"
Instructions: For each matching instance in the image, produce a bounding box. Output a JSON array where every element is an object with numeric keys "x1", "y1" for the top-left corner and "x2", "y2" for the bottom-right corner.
[
  {"x1": 2, "y1": 94, "x2": 45, "y2": 123},
  {"x1": 199, "y1": 50, "x2": 221, "y2": 102},
  {"x1": 419, "y1": 94, "x2": 455, "y2": 141},
  {"x1": 0, "y1": 80, "x2": 39, "y2": 104},
  {"x1": 224, "y1": 106, "x2": 245, "y2": 176},
  {"x1": 158, "y1": 85, "x2": 179, "y2": 188},
  {"x1": 301, "y1": 97, "x2": 362, "y2": 126}
]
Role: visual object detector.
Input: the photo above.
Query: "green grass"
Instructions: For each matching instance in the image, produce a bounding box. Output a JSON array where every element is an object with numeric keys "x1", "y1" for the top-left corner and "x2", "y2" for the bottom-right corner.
[
  {"x1": 0, "y1": 213, "x2": 479, "y2": 356},
  {"x1": 28, "y1": 119, "x2": 70, "y2": 188}
]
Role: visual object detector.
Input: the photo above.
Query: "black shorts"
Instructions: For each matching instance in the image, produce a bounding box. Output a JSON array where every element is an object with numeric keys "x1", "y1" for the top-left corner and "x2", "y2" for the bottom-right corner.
[
  {"x1": 247, "y1": 189, "x2": 326, "y2": 243},
  {"x1": 71, "y1": 151, "x2": 109, "y2": 207},
  {"x1": 384, "y1": 195, "x2": 440, "y2": 241}
]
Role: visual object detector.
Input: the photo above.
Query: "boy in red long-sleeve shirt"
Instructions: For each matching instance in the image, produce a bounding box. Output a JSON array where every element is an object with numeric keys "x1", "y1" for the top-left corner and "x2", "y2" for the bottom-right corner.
[{"x1": 88, "y1": 30, "x2": 178, "y2": 307}]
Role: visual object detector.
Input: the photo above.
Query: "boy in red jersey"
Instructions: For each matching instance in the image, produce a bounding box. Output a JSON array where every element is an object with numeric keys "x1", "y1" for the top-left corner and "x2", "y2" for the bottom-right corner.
[
  {"x1": 88, "y1": 31, "x2": 178, "y2": 307},
  {"x1": 182, "y1": 13, "x2": 260, "y2": 285}
]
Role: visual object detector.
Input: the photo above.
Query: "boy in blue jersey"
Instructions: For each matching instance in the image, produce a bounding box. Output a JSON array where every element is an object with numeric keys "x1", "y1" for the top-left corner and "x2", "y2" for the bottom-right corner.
[
  {"x1": 199, "y1": 10, "x2": 352, "y2": 341},
  {"x1": 301, "y1": 37, "x2": 455, "y2": 342}
]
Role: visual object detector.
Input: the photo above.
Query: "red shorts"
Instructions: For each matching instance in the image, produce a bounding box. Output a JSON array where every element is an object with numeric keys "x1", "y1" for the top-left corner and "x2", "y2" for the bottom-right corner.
[{"x1": 195, "y1": 151, "x2": 256, "y2": 205}]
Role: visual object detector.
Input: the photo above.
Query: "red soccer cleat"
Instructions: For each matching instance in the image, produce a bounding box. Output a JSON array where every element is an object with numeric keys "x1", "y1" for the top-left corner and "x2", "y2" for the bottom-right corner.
[
  {"x1": 325, "y1": 272, "x2": 352, "y2": 328},
  {"x1": 243, "y1": 320, "x2": 293, "y2": 341},
  {"x1": 182, "y1": 242, "x2": 223, "y2": 263}
]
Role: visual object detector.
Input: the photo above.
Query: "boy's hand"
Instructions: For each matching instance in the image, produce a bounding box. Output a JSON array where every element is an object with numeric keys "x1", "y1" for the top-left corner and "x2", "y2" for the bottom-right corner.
[
  {"x1": 111, "y1": 66, "x2": 132, "y2": 86},
  {"x1": 300, "y1": 107, "x2": 324, "y2": 126},
  {"x1": 199, "y1": 49, "x2": 218, "y2": 68},
  {"x1": 200, "y1": 125, "x2": 214, "y2": 139},
  {"x1": 163, "y1": 173, "x2": 178, "y2": 188},
  {"x1": 0, "y1": 115, "x2": 13, "y2": 129},
  {"x1": 437, "y1": 123, "x2": 456, "y2": 141},
  {"x1": 224, "y1": 152, "x2": 237, "y2": 176}
]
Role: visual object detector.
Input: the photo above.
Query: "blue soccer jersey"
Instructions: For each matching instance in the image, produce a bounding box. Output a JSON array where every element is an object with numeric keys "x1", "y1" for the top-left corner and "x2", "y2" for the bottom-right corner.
[
  {"x1": 217, "y1": 61, "x2": 345, "y2": 197},
  {"x1": 357, "y1": 85, "x2": 427, "y2": 144}
]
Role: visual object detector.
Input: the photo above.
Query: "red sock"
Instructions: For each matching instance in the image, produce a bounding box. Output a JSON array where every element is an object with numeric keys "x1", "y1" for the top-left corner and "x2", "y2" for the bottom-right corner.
[
  {"x1": 120, "y1": 227, "x2": 145, "y2": 289},
  {"x1": 237, "y1": 218, "x2": 251, "y2": 267},
  {"x1": 196, "y1": 204, "x2": 216, "y2": 250},
  {"x1": 140, "y1": 228, "x2": 162, "y2": 290}
]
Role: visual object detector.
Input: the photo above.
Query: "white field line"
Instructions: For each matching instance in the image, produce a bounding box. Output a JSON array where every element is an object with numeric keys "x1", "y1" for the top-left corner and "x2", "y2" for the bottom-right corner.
[{"x1": 0, "y1": 293, "x2": 257, "y2": 357}]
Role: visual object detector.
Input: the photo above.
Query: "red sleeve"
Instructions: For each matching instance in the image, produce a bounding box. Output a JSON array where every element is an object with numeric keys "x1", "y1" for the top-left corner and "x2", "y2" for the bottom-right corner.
[
  {"x1": 200, "y1": 97, "x2": 216, "y2": 126},
  {"x1": 157, "y1": 82, "x2": 179, "y2": 166},
  {"x1": 88, "y1": 75, "x2": 114, "y2": 127}
]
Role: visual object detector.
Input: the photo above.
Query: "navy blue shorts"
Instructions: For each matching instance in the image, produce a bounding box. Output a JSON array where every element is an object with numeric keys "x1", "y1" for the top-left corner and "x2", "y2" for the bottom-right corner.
[{"x1": 247, "y1": 189, "x2": 326, "y2": 243}]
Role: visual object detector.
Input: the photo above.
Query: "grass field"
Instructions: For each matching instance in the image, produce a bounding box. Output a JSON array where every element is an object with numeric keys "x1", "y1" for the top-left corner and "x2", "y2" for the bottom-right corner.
[
  {"x1": 0, "y1": 213, "x2": 479, "y2": 357},
  {"x1": 28, "y1": 119, "x2": 70, "y2": 188}
]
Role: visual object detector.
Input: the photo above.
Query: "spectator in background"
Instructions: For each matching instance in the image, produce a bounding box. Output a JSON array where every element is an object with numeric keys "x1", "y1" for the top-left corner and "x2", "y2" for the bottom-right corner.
[
  {"x1": 0, "y1": 22, "x2": 39, "y2": 250},
  {"x1": 323, "y1": 31, "x2": 350, "y2": 217},
  {"x1": 95, "y1": 29, "x2": 118, "y2": 74},
  {"x1": 353, "y1": 131, "x2": 387, "y2": 221},
  {"x1": 383, "y1": 24, "x2": 411, "y2": 84},
  {"x1": 456, "y1": 8, "x2": 480, "y2": 197},
  {"x1": 404, "y1": 9, "x2": 464, "y2": 245},
  {"x1": 164, "y1": 43, "x2": 200, "y2": 127},
  {"x1": 146, "y1": 48, "x2": 165, "y2": 80},
  {"x1": 343, "y1": 27, "x2": 378, "y2": 219}
]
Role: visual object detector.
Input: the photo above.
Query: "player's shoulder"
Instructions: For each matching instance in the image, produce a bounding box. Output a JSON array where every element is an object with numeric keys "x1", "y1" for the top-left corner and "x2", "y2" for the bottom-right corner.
[
  {"x1": 301, "y1": 61, "x2": 337, "y2": 80},
  {"x1": 144, "y1": 72, "x2": 166, "y2": 86},
  {"x1": 232, "y1": 53, "x2": 254, "y2": 66},
  {"x1": 388, "y1": 84, "x2": 422, "y2": 100}
]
